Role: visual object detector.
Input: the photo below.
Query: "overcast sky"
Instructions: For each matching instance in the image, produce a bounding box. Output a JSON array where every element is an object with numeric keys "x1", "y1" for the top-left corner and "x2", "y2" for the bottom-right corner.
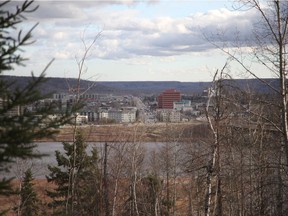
[{"x1": 7, "y1": 0, "x2": 271, "y2": 82}]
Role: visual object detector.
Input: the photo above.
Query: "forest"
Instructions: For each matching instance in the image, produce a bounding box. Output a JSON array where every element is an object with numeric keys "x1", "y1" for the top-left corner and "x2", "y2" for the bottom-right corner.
[{"x1": 1, "y1": 0, "x2": 288, "y2": 215}]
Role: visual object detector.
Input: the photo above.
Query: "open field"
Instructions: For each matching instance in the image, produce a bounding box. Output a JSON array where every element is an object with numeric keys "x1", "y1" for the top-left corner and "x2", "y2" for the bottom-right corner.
[{"x1": 40, "y1": 121, "x2": 206, "y2": 143}]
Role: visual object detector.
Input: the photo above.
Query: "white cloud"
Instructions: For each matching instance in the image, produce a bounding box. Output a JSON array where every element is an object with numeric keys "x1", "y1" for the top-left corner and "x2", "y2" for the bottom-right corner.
[
  {"x1": 16, "y1": 0, "x2": 260, "y2": 64},
  {"x1": 8, "y1": 0, "x2": 268, "y2": 81}
]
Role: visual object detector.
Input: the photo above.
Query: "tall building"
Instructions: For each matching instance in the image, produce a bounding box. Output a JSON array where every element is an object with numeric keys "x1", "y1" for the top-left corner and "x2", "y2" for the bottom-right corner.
[{"x1": 157, "y1": 89, "x2": 181, "y2": 109}]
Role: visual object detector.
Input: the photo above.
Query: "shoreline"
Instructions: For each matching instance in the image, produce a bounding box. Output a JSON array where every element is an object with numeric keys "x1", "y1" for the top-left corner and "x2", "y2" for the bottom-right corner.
[{"x1": 37, "y1": 121, "x2": 205, "y2": 142}]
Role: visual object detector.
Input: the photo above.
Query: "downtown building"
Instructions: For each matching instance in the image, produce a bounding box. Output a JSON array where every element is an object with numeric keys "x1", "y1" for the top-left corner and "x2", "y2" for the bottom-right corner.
[
  {"x1": 157, "y1": 89, "x2": 181, "y2": 109},
  {"x1": 157, "y1": 89, "x2": 181, "y2": 122}
]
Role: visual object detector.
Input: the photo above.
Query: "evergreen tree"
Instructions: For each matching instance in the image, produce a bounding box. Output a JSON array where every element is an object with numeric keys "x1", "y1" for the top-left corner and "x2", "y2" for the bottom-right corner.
[
  {"x1": 46, "y1": 130, "x2": 102, "y2": 216},
  {"x1": 17, "y1": 168, "x2": 40, "y2": 216},
  {"x1": 139, "y1": 174, "x2": 162, "y2": 216},
  {"x1": 0, "y1": 0, "x2": 78, "y2": 195}
]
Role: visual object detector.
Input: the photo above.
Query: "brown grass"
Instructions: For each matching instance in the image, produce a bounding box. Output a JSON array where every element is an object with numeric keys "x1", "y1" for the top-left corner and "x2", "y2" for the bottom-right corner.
[
  {"x1": 0, "y1": 179, "x2": 55, "y2": 215},
  {"x1": 38, "y1": 121, "x2": 204, "y2": 142}
]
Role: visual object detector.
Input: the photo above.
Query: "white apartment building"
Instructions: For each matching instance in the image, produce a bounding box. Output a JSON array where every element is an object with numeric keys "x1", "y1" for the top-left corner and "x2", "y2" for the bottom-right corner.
[
  {"x1": 108, "y1": 107, "x2": 137, "y2": 123},
  {"x1": 157, "y1": 109, "x2": 181, "y2": 123},
  {"x1": 98, "y1": 107, "x2": 137, "y2": 123},
  {"x1": 80, "y1": 111, "x2": 98, "y2": 122},
  {"x1": 108, "y1": 109, "x2": 122, "y2": 123},
  {"x1": 121, "y1": 109, "x2": 137, "y2": 123},
  {"x1": 99, "y1": 110, "x2": 109, "y2": 119},
  {"x1": 75, "y1": 114, "x2": 88, "y2": 125}
]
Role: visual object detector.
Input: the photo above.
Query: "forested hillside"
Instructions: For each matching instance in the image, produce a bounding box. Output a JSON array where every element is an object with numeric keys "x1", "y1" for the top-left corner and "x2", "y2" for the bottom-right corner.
[{"x1": 2, "y1": 75, "x2": 279, "y2": 95}]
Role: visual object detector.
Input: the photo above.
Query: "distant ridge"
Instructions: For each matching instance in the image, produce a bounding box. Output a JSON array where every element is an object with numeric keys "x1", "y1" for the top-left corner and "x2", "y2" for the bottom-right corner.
[{"x1": 1, "y1": 76, "x2": 279, "y2": 96}]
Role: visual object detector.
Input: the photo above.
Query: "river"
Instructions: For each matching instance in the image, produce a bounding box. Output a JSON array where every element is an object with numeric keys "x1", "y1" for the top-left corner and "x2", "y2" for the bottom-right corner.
[{"x1": 2, "y1": 142, "x2": 165, "y2": 179}]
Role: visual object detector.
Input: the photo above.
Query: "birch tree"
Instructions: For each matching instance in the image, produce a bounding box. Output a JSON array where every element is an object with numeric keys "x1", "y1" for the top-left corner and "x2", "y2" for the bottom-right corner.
[
  {"x1": 66, "y1": 29, "x2": 101, "y2": 215},
  {"x1": 237, "y1": 0, "x2": 288, "y2": 165},
  {"x1": 182, "y1": 124, "x2": 212, "y2": 216},
  {"x1": 203, "y1": 1, "x2": 288, "y2": 214},
  {"x1": 210, "y1": 0, "x2": 288, "y2": 165},
  {"x1": 108, "y1": 140, "x2": 130, "y2": 216}
]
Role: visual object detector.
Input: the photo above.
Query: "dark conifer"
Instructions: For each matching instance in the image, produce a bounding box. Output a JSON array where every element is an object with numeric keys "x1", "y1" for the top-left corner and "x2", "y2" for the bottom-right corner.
[
  {"x1": 18, "y1": 168, "x2": 40, "y2": 216},
  {"x1": 46, "y1": 130, "x2": 102, "y2": 215},
  {"x1": 0, "y1": 0, "x2": 79, "y2": 196}
]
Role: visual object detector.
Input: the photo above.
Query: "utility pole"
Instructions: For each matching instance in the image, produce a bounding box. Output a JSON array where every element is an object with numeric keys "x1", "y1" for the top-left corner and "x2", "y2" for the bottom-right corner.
[{"x1": 104, "y1": 142, "x2": 110, "y2": 216}]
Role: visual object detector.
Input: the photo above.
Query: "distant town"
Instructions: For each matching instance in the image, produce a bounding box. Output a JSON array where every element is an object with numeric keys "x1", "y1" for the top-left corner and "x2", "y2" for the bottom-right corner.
[
  {"x1": 23, "y1": 88, "x2": 208, "y2": 126},
  {"x1": 2, "y1": 75, "x2": 280, "y2": 127}
]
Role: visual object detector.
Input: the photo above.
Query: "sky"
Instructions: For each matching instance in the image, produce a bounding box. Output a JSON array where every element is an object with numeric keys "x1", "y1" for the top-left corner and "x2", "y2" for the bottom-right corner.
[{"x1": 6, "y1": 0, "x2": 272, "y2": 82}]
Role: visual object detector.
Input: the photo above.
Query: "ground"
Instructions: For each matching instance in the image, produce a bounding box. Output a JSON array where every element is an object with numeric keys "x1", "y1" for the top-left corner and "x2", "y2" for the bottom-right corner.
[{"x1": 39, "y1": 121, "x2": 205, "y2": 142}]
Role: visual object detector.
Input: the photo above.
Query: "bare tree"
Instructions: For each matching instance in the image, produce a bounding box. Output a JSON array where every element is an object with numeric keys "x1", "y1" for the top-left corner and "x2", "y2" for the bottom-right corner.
[
  {"x1": 208, "y1": 0, "x2": 288, "y2": 165},
  {"x1": 66, "y1": 30, "x2": 101, "y2": 215},
  {"x1": 202, "y1": 1, "x2": 288, "y2": 214},
  {"x1": 204, "y1": 64, "x2": 230, "y2": 216},
  {"x1": 108, "y1": 140, "x2": 130, "y2": 216}
]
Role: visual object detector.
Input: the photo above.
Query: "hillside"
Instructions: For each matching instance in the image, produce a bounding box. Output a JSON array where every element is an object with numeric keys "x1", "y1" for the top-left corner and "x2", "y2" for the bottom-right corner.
[{"x1": 2, "y1": 75, "x2": 279, "y2": 96}]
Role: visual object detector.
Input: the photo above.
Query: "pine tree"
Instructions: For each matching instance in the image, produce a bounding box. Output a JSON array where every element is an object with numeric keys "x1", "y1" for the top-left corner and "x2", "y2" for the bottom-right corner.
[
  {"x1": 18, "y1": 168, "x2": 40, "y2": 216},
  {"x1": 0, "y1": 0, "x2": 79, "y2": 195},
  {"x1": 139, "y1": 174, "x2": 162, "y2": 216},
  {"x1": 46, "y1": 130, "x2": 102, "y2": 216}
]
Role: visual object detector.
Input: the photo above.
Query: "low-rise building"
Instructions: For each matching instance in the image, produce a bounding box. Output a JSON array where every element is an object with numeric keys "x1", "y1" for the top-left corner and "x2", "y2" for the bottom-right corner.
[
  {"x1": 0, "y1": 97, "x2": 22, "y2": 116},
  {"x1": 75, "y1": 114, "x2": 88, "y2": 125},
  {"x1": 121, "y1": 108, "x2": 137, "y2": 123},
  {"x1": 98, "y1": 107, "x2": 137, "y2": 123},
  {"x1": 80, "y1": 111, "x2": 98, "y2": 122},
  {"x1": 173, "y1": 100, "x2": 193, "y2": 112},
  {"x1": 108, "y1": 109, "x2": 122, "y2": 123},
  {"x1": 157, "y1": 109, "x2": 181, "y2": 123},
  {"x1": 108, "y1": 107, "x2": 137, "y2": 123},
  {"x1": 99, "y1": 109, "x2": 109, "y2": 119}
]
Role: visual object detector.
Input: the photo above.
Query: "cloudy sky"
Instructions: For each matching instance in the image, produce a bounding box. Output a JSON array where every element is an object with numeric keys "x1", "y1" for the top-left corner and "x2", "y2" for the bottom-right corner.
[{"x1": 8, "y1": 0, "x2": 270, "y2": 82}]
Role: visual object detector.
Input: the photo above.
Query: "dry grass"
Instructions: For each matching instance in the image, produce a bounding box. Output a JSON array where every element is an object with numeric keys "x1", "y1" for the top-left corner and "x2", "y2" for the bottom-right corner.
[{"x1": 38, "y1": 121, "x2": 205, "y2": 142}]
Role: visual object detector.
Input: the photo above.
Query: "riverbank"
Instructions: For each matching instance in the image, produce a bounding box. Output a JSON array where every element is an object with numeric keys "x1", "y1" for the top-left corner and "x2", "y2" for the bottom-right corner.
[{"x1": 39, "y1": 121, "x2": 206, "y2": 142}]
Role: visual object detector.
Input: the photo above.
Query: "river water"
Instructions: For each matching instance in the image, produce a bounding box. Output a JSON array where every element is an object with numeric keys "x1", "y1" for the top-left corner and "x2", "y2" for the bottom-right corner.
[{"x1": 1, "y1": 142, "x2": 165, "y2": 179}]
